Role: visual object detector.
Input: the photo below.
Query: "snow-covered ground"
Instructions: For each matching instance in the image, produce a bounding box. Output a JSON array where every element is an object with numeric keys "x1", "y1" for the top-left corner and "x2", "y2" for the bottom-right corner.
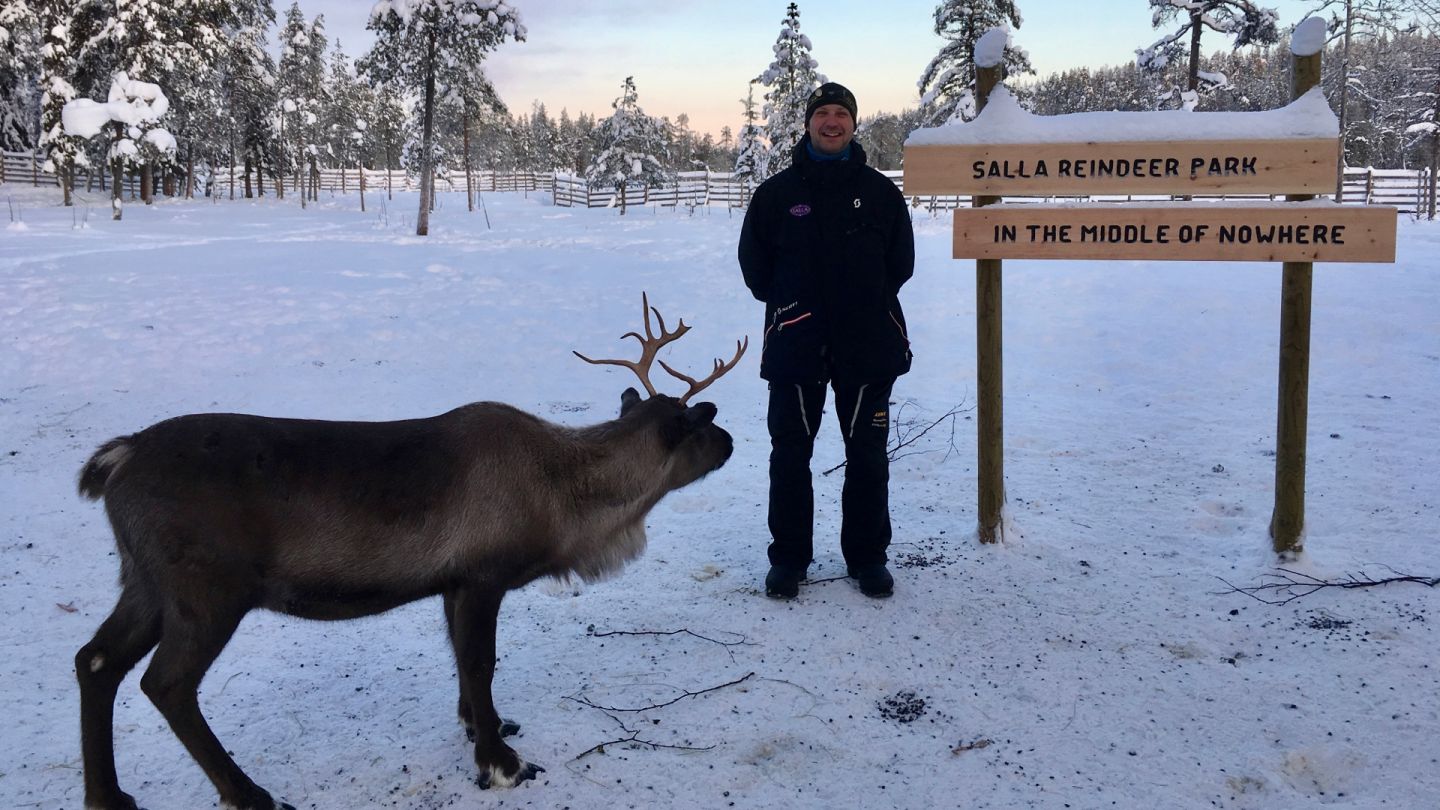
[{"x1": 2, "y1": 185, "x2": 1436, "y2": 809}]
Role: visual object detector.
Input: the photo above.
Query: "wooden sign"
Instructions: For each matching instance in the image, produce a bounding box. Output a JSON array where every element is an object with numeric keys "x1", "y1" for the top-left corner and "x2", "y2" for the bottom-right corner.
[
  {"x1": 953, "y1": 203, "x2": 1397, "y2": 262},
  {"x1": 905, "y1": 139, "x2": 1339, "y2": 197}
]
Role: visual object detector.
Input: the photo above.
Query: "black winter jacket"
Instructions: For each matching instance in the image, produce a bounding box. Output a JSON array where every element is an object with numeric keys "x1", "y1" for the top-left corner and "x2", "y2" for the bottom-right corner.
[{"x1": 738, "y1": 136, "x2": 914, "y2": 385}]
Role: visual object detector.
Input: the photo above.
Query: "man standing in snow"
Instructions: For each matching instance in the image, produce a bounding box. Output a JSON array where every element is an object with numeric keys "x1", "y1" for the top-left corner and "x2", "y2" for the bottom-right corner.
[{"x1": 738, "y1": 82, "x2": 915, "y2": 600}]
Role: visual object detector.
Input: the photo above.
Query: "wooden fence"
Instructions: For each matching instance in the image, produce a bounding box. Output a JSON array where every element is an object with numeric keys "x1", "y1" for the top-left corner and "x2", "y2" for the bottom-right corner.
[{"x1": 3, "y1": 149, "x2": 1434, "y2": 214}]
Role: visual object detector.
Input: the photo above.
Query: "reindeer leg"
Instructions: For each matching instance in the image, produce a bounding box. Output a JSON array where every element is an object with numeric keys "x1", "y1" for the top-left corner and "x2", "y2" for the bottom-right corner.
[
  {"x1": 76, "y1": 584, "x2": 162, "y2": 810},
  {"x1": 442, "y1": 592, "x2": 477, "y2": 741},
  {"x1": 444, "y1": 592, "x2": 523, "y2": 743},
  {"x1": 139, "y1": 599, "x2": 294, "y2": 810},
  {"x1": 446, "y1": 586, "x2": 544, "y2": 789}
]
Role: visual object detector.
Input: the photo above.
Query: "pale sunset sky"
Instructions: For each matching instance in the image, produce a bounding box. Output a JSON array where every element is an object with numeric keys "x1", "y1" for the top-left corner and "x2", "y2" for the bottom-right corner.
[{"x1": 308, "y1": 0, "x2": 1331, "y2": 136}]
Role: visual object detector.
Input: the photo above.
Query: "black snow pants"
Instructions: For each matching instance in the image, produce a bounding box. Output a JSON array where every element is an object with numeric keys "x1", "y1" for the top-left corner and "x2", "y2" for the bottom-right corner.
[{"x1": 766, "y1": 379, "x2": 894, "y2": 570}]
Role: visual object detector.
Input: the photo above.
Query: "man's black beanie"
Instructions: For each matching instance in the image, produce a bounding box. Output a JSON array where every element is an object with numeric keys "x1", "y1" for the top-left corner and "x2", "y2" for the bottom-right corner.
[{"x1": 805, "y1": 82, "x2": 858, "y2": 124}]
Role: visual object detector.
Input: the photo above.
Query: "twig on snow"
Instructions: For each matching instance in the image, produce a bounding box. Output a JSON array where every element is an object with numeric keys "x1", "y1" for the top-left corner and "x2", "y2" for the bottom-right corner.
[
  {"x1": 823, "y1": 400, "x2": 971, "y2": 476},
  {"x1": 564, "y1": 671, "x2": 756, "y2": 714},
  {"x1": 1216, "y1": 566, "x2": 1440, "y2": 606}
]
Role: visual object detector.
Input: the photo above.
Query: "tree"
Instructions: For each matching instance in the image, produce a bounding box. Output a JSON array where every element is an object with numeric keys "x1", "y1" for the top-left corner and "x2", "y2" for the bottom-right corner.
[
  {"x1": 1138, "y1": 0, "x2": 1281, "y2": 109},
  {"x1": 733, "y1": 80, "x2": 767, "y2": 190},
  {"x1": 1302, "y1": 1, "x2": 1406, "y2": 195},
  {"x1": 367, "y1": 81, "x2": 407, "y2": 198},
  {"x1": 0, "y1": 0, "x2": 40, "y2": 153},
  {"x1": 361, "y1": 0, "x2": 525, "y2": 236},
  {"x1": 218, "y1": 0, "x2": 277, "y2": 199},
  {"x1": 755, "y1": 2, "x2": 823, "y2": 176},
  {"x1": 62, "y1": 71, "x2": 176, "y2": 219},
  {"x1": 277, "y1": 4, "x2": 327, "y2": 205},
  {"x1": 587, "y1": 76, "x2": 672, "y2": 215},
  {"x1": 74, "y1": 0, "x2": 234, "y2": 202},
  {"x1": 917, "y1": 1, "x2": 1031, "y2": 124},
  {"x1": 38, "y1": 0, "x2": 80, "y2": 205},
  {"x1": 1405, "y1": 0, "x2": 1438, "y2": 216}
]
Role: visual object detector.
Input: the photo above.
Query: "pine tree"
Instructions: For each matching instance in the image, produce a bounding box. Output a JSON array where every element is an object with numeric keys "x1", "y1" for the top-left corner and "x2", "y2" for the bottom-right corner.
[
  {"x1": 733, "y1": 80, "x2": 767, "y2": 189},
  {"x1": 62, "y1": 71, "x2": 175, "y2": 219},
  {"x1": 918, "y1": 1, "x2": 1031, "y2": 124},
  {"x1": 587, "y1": 76, "x2": 672, "y2": 215},
  {"x1": 755, "y1": 2, "x2": 823, "y2": 175},
  {"x1": 0, "y1": 0, "x2": 40, "y2": 152},
  {"x1": 1405, "y1": 0, "x2": 1438, "y2": 216},
  {"x1": 528, "y1": 101, "x2": 558, "y2": 172},
  {"x1": 1138, "y1": 0, "x2": 1280, "y2": 109},
  {"x1": 38, "y1": 0, "x2": 80, "y2": 204},
  {"x1": 361, "y1": 0, "x2": 525, "y2": 235},
  {"x1": 1304, "y1": 1, "x2": 1407, "y2": 194},
  {"x1": 368, "y1": 82, "x2": 406, "y2": 198},
  {"x1": 277, "y1": 5, "x2": 327, "y2": 204},
  {"x1": 219, "y1": 0, "x2": 277, "y2": 199},
  {"x1": 80, "y1": 0, "x2": 235, "y2": 201}
]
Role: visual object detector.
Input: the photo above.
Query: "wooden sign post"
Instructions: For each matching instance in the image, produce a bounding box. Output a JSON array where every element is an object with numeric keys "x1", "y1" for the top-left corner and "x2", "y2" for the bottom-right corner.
[{"x1": 904, "y1": 45, "x2": 1398, "y2": 556}]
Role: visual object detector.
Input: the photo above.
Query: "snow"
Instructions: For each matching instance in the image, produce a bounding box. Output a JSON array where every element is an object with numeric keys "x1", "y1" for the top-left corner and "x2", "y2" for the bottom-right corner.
[
  {"x1": 2, "y1": 184, "x2": 1437, "y2": 809},
  {"x1": 61, "y1": 72, "x2": 172, "y2": 144},
  {"x1": 907, "y1": 85, "x2": 1338, "y2": 145},
  {"x1": 1291, "y1": 16, "x2": 1328, "y2": 57},
  {"x1": 59, "y1": 98, "x2": 113, "y2": 139},
  {"x1": 975, "y1": 27, "x2": 1010, "y2": 69}
]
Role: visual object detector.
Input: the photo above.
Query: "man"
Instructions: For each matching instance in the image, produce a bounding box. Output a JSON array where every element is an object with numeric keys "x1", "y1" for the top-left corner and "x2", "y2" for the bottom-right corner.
[{"x1": 738, "y1": 82, "x2": 915, "y2": 600}]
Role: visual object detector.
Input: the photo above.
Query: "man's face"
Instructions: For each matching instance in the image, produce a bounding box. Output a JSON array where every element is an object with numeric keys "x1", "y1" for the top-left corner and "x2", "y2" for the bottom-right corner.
[{"x1": 807, "y1": 103, "x2": 855, "y2": 155}]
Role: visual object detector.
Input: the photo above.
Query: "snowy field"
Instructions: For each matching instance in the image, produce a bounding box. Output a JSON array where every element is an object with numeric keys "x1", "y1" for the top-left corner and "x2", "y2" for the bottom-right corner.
[{"x1": 2, "y1": 185, "x2": 1437, "y2": 810}]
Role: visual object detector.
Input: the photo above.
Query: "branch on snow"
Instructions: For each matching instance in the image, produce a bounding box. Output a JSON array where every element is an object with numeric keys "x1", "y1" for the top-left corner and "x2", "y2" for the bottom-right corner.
[
  {"x1": 823, "y1": 400, "x2": 972, "y2": 476},
  {"x1": 1216, "y1": 567, "x2": 1440, "y2": 606},
  {"x1": 565, "y1": 672, "x2": 757, "y2": 762}
]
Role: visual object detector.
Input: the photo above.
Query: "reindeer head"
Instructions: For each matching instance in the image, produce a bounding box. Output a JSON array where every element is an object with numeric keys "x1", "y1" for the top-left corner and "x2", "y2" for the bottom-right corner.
[{"x1": 575, "y1": 293, "x2": 747, "y2": 486}]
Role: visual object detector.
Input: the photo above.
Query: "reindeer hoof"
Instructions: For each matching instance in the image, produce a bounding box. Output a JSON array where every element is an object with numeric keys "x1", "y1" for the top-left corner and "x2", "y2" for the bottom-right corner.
[
  {"x1": 499, "y1": 718, "x2": 521, "y2": 737},
  {"x1": 477, "y1": 761, "x2": 544, "y2": 790},
  {"x1": 86, "y1": 792, "x2": 144, "y2": 810}
]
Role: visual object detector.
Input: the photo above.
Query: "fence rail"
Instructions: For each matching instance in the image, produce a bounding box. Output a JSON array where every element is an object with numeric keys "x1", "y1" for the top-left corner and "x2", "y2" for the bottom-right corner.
[{"x1": 4, "y1": 150, "x2": 1433, "y2": 214}]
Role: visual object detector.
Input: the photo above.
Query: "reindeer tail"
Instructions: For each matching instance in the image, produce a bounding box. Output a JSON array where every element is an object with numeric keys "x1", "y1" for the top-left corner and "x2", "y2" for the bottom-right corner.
[{"x1": 79, "y1": 437, "x2": 135, "y2": 500}]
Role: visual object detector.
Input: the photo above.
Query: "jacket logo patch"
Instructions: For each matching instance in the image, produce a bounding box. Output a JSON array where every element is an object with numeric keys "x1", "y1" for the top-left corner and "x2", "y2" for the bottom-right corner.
[
  {"x1": 853, "y1": 198, "x2": 862, "y2": 208},
  {"x1": 789, "y1": 204, "x2": 812, "y2": 217}
]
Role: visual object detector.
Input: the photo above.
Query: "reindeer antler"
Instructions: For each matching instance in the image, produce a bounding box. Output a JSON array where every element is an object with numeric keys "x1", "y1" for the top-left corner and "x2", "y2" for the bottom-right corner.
[
  {"x1": 573, "y1": 292, "x2": 747, "y2": 402},
  {"x1": 659, "y1": 337, "x2": 749, "y2": 404},
  {"x1": 573, "y1": 292, "x2": 691, "y2": 397}
]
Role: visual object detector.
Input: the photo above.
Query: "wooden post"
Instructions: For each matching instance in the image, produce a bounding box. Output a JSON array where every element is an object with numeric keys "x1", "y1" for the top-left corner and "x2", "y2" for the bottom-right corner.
[
  {"x1": 1270, "y1": 48, "x2": 1322, "y2": 557},
  {"x1": 975, "y1": 62, "x2": 1005, "y2": 544}
]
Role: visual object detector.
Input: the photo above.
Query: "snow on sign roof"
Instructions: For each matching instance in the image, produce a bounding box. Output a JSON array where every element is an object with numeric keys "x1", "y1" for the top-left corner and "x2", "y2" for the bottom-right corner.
[{"x1": 905, "y1": 86, "x2": 1338, "y2": 147}]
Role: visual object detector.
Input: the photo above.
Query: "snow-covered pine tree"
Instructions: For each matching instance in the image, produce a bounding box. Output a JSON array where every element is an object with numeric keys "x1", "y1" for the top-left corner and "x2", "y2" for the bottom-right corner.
[
  {"x1": 1405, "y1": 0, "x2": 1438, "y2": 216},
  {"x1": 323, "y1": 40, "x2": 367, "y2": 195},
  {"x1": 62, "y1": 71, "x2": 175, "y2": 219},
  {"x1": 218, "y1": 0, "x2": 277, "y2": 199},
  {"x1": 755, "y1": 2, "x2": 823, "y2": 176},
  {"x1": 367, "y1": 82, "x2": 406, "y2": 199},
  {"x1": 917, "y1": 1, "x2": 1031, "y2": 125},
  {"x1": 1299, "y1": 1, "x2": 1404, "y2": 195},
  {"x1": 277, "y1": 5, "x2": 328, "y2": 204},
  {"x1": 436, "y1": 62, "x2": 504, "y2": 210},
  {"x1": 587, "y1": 76, "x2": 672, "y2": 215},
  {"x1": 38, "y1": 0, "x2": 80, "y2": 204},
  {"x1": 732, "y1": 80, "x2": 767, "y2": 193},
  {"x1": 77, "y1": 0, "x2": 233, "y2": 202},
  {"x1": 529, "y1": 101, "x2": 558, "y2": 172},
  {"x1": 1138, "y1": 0, "x2": 1280, "y2": 109},
  {"x1": 361, "y1": 0, "x2": 525, "y2": 236},
  {"x1": 0, "y1": 0, "x2": 40, "y2": 154}
]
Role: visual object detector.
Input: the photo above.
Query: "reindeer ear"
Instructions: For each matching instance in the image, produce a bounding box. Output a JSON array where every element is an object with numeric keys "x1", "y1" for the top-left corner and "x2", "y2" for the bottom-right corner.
[
  {"x1": 682, "y1": 402, "x2": 717, "y2": 430},
  {"x1": 619, "y1": 387, "x2": 643, "y2": 415}
]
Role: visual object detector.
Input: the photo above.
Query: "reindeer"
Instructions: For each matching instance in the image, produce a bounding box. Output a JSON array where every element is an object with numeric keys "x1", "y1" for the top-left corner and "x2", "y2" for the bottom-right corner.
[{"x1": 74, "y1": 294, "x2": 747, "y2": 810}]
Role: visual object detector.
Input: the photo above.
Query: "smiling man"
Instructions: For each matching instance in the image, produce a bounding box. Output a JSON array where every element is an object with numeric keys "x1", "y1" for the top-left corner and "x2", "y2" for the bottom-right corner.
[{"x1": 737, "y1": 82, "x2": 916, "y2": 600}]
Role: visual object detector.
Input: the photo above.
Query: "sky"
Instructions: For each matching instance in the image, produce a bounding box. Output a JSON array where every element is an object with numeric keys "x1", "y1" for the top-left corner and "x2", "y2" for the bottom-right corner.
[{"x1": 304, "y1": 0, "x2": 1328, "y2": 137}]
